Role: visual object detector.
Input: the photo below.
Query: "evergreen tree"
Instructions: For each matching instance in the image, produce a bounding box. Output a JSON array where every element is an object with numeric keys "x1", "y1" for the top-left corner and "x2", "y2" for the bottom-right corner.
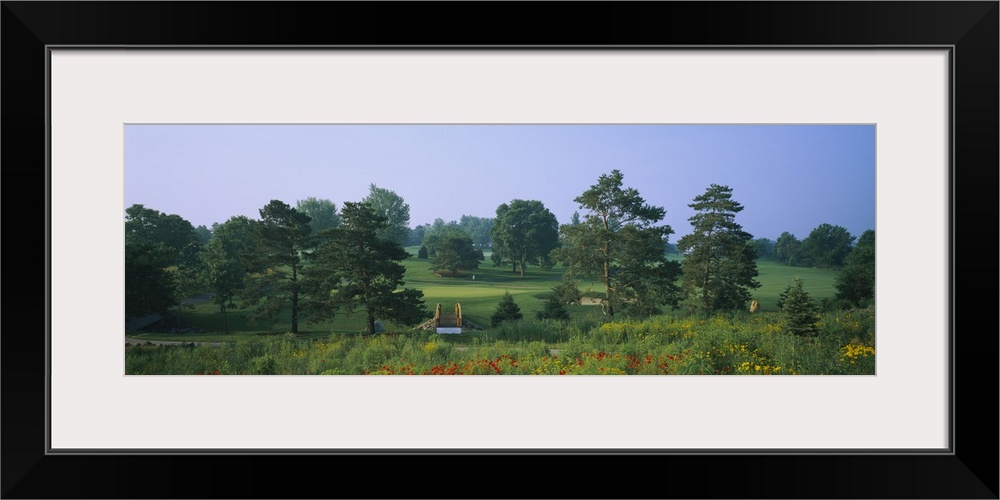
[
  {"x1": 490, "y1": 291, "x2": 523, "y2": 327},
  {"x1": 834, "y1": 229, "x2": 876, "y2": 307},
  {"x1": 677, "y1": 184, "x2": 760, "y2": 313},
  {"x1": 241, "y1": 200, "x2": 312, "y2": 333},
  {"x1": 536, "y1": 295, "x2": 570, "y2": 321},
  {"x1": 301, "y1": 201, "x2": 427, "y2": 334},
  {"x1": 781, "y1": 277, "x2": 820, "y2": 336},
  {"x1": 417, "y1": 245, "x2": 429, "y2": 259},
  {"x1": 570, "y1": 211, "x2": 581, "y2": 225},
  {"x1": 556, "y1": 170, "x2": 681, "y2": 319}
]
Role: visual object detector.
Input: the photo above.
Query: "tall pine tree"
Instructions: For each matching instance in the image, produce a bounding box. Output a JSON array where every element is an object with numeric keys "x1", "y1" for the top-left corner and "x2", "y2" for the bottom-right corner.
[
  {"x1": 301, "y1": 201, "x2": 427, "y2": 334},
  {"x1": 242, "y1": 200, "x2": 312, "y2": 333},
  {"x1": 556, "y1": 170, "x2": 681, "y2": 319},
  {"x1": 677, "y1": 184, "x2": 760, "y2": 313}
]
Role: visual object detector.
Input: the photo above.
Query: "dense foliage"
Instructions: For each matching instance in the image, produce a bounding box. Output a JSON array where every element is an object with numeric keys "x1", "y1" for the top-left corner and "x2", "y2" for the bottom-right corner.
[
  {"x1": 490, "y1": 291, "x2": 523, "y2": 327},
  {"x1": 490, "y1": 199, "x2": 560, "y2": 277},
  {"x1": 302, "y1": 201, "x2": 427, "y2": 334},
  {"x1": 430, "y1": 233, "x2": 484, "y2": 274},
  {"x1": 676, "y1": 184, "x2": 760, "y2": 313},
  {"x1": 555, "y1": 170, "x2": 681, "y2": 319},
  {"x1": 124, "y1": 204, "x2": 201, "y2": 318},
  {"x1": 362, "y1": 184, "x2": 411, "y2": 246},
  {"x1": 241, "y1": 200, "x2": 313, "y2": 333},
  {"x1": 834, "y1": 229, "x2": 875, "y2": 307}
]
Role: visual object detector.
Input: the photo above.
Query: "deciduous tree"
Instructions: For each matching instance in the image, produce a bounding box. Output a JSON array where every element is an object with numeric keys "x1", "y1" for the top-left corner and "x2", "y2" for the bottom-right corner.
[
  {"x1": 194, "y1": 225, "x2": 213, "y2": 245},
  {"x1": 750, "y1": 237, "x2": 776, "y2": 261},
  {"x1": 551, "y1": 273, "x2": 583, "y2": 305},
  {"x1": 124, "y1": 241, "x2": 177, "y2": 318},
  {"x1": 774, "y1": 231, "x2": 804, "y2": 266},
  {"x1": 198, "y1": 215, "x2": 257, "y2": 334},
  {"x1": 490, "y1": 199, "x2": 560, "y2": 277},
  {"x1": 296, "y1": 197, "x2": 341, "y2": 235},
  {"x1": 458, "y1": 215, "x2": 495, "y2": 248},
  {"x1": 422, "y1": 224, "x2": 468, "y2": 257},
  {"x1": 363, "y1": 184, "x2": 410, "y2": 246},
  {"x1": 430, "y1": 233, "x2": 483, "y2": 275},
  {"x1": 801, "y1": 223, "x2": 855, "y2": 269},
  {"x1": 834, "y1": 229, "x2": 875, "y2": 307},
  {"x1": 124, "y1": 204, "x2": 201, "y2": 319},
  {"x1": 125, "y1": 204, "x2": 200, "y2": 254}
]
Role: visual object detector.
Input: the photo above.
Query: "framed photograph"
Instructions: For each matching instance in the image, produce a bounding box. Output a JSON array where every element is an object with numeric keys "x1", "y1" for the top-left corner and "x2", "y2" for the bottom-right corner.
[{"x1": 4, "y1": 2, "x2": 996, "y2": 498}]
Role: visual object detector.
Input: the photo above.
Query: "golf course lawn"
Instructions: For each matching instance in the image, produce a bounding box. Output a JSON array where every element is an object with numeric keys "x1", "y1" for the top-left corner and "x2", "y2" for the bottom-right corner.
[{"x1": 130, "y1": 248, "x2": 838, "y2": 341}]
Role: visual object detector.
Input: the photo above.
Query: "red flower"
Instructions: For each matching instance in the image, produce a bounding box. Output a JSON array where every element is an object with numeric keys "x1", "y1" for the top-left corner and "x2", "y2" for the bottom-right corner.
[{"x1": 214, "y1": 370, "x2": 221, "y2": 375}]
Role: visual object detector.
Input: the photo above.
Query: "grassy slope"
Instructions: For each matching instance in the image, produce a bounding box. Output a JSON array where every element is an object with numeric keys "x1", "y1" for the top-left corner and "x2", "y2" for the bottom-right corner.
[{"x1": 133, "y1": 249, "x2": 837, "y2": 340}]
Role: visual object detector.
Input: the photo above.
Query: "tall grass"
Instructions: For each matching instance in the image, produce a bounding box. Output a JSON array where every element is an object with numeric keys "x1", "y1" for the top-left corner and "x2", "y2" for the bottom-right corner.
[{"x1": 127, "y1": 306, "x2": 875, "y2": 375}]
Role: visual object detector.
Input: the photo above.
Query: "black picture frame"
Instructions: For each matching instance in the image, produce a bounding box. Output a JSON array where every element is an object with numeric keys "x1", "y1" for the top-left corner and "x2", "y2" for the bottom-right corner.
[{"x1": 3, "y1": 2, "x2": 997, "y2": 498}]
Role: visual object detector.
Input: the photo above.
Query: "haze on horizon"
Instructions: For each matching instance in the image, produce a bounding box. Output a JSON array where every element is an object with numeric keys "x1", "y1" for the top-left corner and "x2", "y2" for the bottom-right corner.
[{"x1": 125, "y1": 124, "x2": 876, "y2": 242}]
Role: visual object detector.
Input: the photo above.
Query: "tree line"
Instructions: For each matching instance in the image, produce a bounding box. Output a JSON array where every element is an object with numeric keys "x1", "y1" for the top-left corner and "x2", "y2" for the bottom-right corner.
[
  {"x1": 126, "y1": 170, "x2": 875, "y2": 334},
  {"x1": 126, "y1": 184, "x2": 425, "y2": 334}
]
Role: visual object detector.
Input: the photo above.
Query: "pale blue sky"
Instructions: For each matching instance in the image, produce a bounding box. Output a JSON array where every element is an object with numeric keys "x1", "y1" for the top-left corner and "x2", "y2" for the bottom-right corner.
[{"x1": 124, "y1": 124, "x2": 875, "y2": 241}]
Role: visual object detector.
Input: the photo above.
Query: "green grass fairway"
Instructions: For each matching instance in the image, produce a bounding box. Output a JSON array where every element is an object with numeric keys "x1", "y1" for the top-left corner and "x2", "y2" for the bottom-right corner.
[
  {"x1": 752, "y1": 261, "x2": 839, "y2": 312},
  {"x1": 132, "y1": 250, "x2": 838, "y2": 339}
]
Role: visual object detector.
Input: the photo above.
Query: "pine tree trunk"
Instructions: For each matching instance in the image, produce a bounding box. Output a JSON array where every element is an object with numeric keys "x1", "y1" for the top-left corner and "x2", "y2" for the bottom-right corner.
[
  {"x1": 604, "y1": 240, "x2": 613, "y2": 318},
  {"x1": 290, "y1": 265, "x2": 298, "y2": 334},
  {"x1": 702, "y1": 229, "x2": 713, "y2": 311}
]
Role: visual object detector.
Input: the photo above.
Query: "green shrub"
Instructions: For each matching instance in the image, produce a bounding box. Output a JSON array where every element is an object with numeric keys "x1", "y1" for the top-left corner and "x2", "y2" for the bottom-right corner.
[
  {"x1": 490, "y1": 291, "x2": 523, "y2": 327},
  {"x1": 781, "y1": 277, "x2": 820, "y2": 336},
  {"x1": 535, "y1": 295, "x2": 570, "y2": 321},
  {"x1": 251, "y1": 355, "x2": 277, "y2": 375}
]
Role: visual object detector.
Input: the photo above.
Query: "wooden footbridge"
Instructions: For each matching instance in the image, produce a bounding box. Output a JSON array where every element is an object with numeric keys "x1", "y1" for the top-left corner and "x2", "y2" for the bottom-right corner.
[{"x1": 434, "y1": 303, "x2": 463, "y2": 334}]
